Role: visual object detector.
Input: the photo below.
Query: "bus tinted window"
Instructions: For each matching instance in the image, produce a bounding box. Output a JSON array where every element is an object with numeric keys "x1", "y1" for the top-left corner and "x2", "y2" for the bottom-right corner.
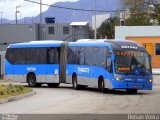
[
  {"x1": 77, "y1": 47, "x2": 85, "y2": 65},
  {"x1": 85, "y1": 47, "x2": 94, "y2": 65},
  {"x1": 39, "y1": 48, "x2": 47, "y2": 64},
  {"x1": 67, "y1": 46, "x2": 109, "y2": 69},
  {"x1": 5, "y1": 48, "x2": 14, "y2": 64},
  {"x1": 67, "y1": 47, "x2": 78, "y2": 64},
  {"x1": 85, "y1": 47, "x2": 108, "y2": 68},
  {"x1": 47, "y1": 48, "x2": 60, "y2": 64},
  {"x1": 6, "y1": 47, "x2": 60, "y2": 64},
  {"x1": 26, "y1": 48, "x2": 39, "y2": 64}
]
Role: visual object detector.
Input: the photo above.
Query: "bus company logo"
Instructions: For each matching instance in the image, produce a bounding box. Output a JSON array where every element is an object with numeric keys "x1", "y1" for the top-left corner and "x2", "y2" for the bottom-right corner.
[
  {"x1": 121, "y1": 45, "x2": 138, "y2": 49},
  {"x1": 27, "y1": 67, "x2": 36, "y2": 71},
  {"x1": 78, "y1": 67, "x2": 90, "y2": 73}
]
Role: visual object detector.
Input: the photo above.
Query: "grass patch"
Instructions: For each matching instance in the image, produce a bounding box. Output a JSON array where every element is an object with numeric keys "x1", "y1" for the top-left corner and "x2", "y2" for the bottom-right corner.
[{"x1": 0, "y1": 85, "x2": 32, "y2": 99}]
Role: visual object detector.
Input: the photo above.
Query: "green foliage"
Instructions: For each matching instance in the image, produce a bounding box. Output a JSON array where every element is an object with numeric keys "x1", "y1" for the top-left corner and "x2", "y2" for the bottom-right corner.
[
  {"x1": 147, "y1": 0, "x2": 160, "y2": 25},
  {"x1": 97, "y1": 17, "x2": 120, "y2": 39},
  {"x1": 88, "y1": 27, "x2": 94, "y2": 39},
  {"x1": 0, "y1": 85, "x2": 31, "y2": 99},
  {"x1": 121, "y1": 0, "x2": 159, "y2": 25},
  {"x1": 125, "y1": 12, "x2": 152, "y2": 26}
]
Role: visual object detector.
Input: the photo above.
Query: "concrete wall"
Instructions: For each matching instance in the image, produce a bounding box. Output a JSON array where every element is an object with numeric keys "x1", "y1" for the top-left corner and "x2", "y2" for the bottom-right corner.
[
  {"x1": 0, "y1": 51, "x2": 5, "y2": 77},
  {"x1": 0, "y1": 24, "x2": 37, "y2": 51},
  {"x1": 40, "y1": 23, "x2": 73, "y2": 41},
  {"x1": 0, "y1": 24, "x2": 37, "y2": 43},
  {"x1": 115, "y1": 26, "x2": 160, "y2": 39},
  {"x1": 72, "y1": 26, "x2": 89, "y2": 41},
  {"x1": 0, "y1": 23, "x2": 89, "y2": 51}
]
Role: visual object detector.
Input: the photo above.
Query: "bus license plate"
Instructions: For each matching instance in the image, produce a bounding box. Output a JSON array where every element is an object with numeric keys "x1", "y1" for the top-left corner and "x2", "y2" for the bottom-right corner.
[{"x1": 133, "y1": 84, "x2": 138, "y2": 88}]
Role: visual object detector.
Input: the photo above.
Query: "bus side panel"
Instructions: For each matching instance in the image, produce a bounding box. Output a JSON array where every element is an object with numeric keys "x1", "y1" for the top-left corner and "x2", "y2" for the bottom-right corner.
[
  {"x1": 66, "y1": 64, "x2": 114, "y2": 88},
  {"x1": 66, "y1": 65, "x2": 72, "y2": 84},
  {"x1": 6, "y1": 63, "x2": 60, "y2": 83},
  {"x1": 5, "y1": 60, "x2": 14, "y2": 81},
  {"x1": 13, "y1": 64, "x2": 47, "y2": 83},
  {"x1": 46, "y1": 64, "x2": 60, "y2": 83}
]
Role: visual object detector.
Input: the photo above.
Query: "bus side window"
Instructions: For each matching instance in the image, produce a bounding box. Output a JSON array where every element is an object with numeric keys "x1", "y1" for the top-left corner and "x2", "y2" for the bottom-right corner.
[
  {"x1": 47, "y1": 47, "x2": 60, "y2": 64},
  {"x1": 26, "y1": 48, "x2": 39, "y2": 64},
  {"x1": 77, "y1": 47, "x2": 85, "y2": 65},
  {"x1": 54, "y1": 48, "x2": 60, "y2": 64},
  {"x1": 67, "y1": 47, "x2": 77, "y2": 64},
  {"x1": 6, "y1": 48, "x2": 14, "y2": 64},
  {"x1": 13, "y1": 48, "x2": 26, "y2": 64},
  {"x1": 106, "y1": 56, "x2": 112, "y2": 73},
  {"x1": 39, "y1": 48, "x2": 47, "y2": 64}
]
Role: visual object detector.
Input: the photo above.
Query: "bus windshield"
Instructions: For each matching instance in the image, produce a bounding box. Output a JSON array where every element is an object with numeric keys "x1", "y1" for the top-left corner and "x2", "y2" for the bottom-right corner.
[{"x1": 115, "y1": 51, "x2": 151, "y2": 76}]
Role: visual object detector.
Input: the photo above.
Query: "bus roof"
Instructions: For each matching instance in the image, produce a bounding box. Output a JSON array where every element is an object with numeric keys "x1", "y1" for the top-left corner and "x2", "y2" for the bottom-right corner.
[
  {"x1": 8, "y1": 40, "x2": 64, "y2": 48},
  {"x1": 8, "y1": 39, "x2": 147, "y2": 53},
  {"x1": 69, "y1": 39, "x2": 147, "y2": 53}
]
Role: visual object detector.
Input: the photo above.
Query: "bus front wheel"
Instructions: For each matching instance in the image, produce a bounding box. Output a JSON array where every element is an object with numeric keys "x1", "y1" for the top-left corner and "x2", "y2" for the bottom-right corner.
[
  {"x1": 27, "y1": 74, "x2": 37, "y2": 87},
  {"x1": 98, "y1": 78, "x2": 106, "y2": 93}
]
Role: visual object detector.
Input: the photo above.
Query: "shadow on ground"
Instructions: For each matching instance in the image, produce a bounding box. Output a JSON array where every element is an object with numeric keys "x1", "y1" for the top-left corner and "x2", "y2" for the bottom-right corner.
[{"x1": 24, "y1": 84, "x2": 153, "y2": 96}]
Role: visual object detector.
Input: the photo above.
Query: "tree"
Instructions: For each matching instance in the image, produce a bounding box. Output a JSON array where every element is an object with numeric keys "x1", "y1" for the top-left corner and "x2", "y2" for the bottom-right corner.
[
  {"x1": 146, "y1": 0, "x2": 160, "y2": 25},
  {"x1": 97, "y1": 17, "x2": 119, "y2": 39},
  {"x1": 121, "y1": 0, "x2": 152, "y2": 25}
]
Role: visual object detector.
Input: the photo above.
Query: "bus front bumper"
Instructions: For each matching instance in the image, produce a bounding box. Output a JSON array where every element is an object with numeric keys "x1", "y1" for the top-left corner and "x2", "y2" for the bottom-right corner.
[{"x1": 112, "y1": 82, "x2": 152, "y2": 90}]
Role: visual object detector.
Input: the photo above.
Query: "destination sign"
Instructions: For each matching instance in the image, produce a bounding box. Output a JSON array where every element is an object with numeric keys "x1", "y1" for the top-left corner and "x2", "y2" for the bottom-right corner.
[{"x1": 116, "y1": 51, "x2": 144, "y2": 56}]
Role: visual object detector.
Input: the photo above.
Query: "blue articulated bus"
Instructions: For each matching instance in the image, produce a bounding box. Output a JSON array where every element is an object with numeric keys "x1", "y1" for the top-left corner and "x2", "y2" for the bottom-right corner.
[{"x1": 5, "y1": 40, "x2": 153, "y2": 93}]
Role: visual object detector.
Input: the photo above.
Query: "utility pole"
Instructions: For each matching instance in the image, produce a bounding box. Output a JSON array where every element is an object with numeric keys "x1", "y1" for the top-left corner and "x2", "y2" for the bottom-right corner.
[
  {"x1": 15, "y1": 6, "x2": 21, "y2": 24},
  {"x1": 19, "y1": 11, "x2": 21, "y2": 24},
  {"x1": 94, "y1": 0, "x2": 97, "y2": 40},
  {"x1": 0, "y1": 12, "x2": 3, "y2": 24},
  {"x1": 40, "y1": 0, "x2": 42, "y2": 24}
]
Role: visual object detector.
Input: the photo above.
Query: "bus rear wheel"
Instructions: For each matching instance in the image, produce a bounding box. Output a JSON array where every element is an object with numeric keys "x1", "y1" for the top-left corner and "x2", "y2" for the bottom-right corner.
[
  {"x1": 98, "y1": 78, "x2": 106, "y2": 93},
  {"x1": 27, "y1": 74, "x2": 37, "y2": 87},
  {"x1": 47, "y1": 83, "x2": 60, "y2": 88},
  {"x1": 126, "y1": 89, "x2": 138, "y2": 94}
]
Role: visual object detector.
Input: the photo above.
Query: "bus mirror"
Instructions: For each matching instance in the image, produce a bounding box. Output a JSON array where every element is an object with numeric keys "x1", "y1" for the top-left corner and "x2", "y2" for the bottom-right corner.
[
  {"x1": 112, "y1": 54, "x2": 115, "y2": 61},
  {"x1": 109, "y1": 51, "x2": 114, "y2": 54}
]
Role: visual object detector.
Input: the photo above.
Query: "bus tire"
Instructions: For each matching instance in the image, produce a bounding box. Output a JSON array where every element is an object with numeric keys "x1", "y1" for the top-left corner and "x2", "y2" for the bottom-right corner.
[
  {"x1": 98, "y1": 78, "x2": 106, "y2": 93},
  {"x1": 27, "y1": 74, "x2": 37, "y2": 87},
  {"x1": 126, "y1": 89, "x2": 138, "y2": 94},
  {"x1": 72, "y1": 75, "x2": 80, "y2": 90},
  {"x1": 47, "y1": 83, "x2": 60, "y2": 88}
]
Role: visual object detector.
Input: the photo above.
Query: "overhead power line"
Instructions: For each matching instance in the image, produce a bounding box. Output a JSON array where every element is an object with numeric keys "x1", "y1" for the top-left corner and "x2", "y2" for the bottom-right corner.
[{"x1": 24, "y1": 0, "x2": 125, "y2": 13}]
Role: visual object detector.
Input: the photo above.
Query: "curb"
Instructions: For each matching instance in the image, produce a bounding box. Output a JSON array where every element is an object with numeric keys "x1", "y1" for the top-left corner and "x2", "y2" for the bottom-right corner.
[{"x1": 0, "y1": 90, "x2": 36, "y2": 104}]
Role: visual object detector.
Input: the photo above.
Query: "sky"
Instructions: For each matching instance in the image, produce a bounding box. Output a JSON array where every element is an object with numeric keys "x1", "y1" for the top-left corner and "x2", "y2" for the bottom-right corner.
[{"x1": 0, "y1": 0, "x2": 78, "y2": 20}]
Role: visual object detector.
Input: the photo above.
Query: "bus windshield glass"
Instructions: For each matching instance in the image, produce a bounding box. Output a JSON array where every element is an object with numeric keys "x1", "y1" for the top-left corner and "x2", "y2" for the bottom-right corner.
[{"x1": 115, "y1": 51, "x2": 151, "y2": 76}]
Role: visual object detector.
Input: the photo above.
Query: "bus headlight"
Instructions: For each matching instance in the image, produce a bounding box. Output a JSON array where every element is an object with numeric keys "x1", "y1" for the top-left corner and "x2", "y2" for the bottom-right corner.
[
  {"x1": 148, "y1": 78, "x2": 153, "y2": 83},
  {"x1": 114, "y1": 75, "x2": 123, "y2": 82}
]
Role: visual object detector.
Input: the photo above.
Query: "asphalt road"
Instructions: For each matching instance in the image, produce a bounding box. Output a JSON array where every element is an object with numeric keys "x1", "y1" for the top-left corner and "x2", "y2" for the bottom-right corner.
[{"x1": 0, "y1": 83, "x2": 160, "y2": 114}]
